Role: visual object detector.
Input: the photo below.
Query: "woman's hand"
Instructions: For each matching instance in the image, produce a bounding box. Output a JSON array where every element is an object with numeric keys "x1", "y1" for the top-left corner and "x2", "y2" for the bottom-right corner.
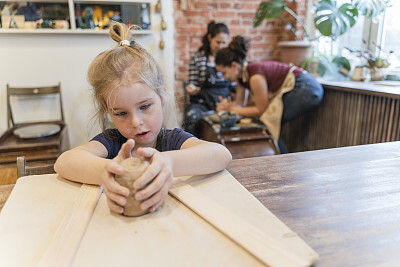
[
  {"x1": 216, "y1": 96, "x2": 232, "y2": 112},
  {"x1": 133, "y1": 147, "x2": 173, "y2": 212},
  {"x1": 102, "y1": 139, "x2": 135, "y2": 214},
  {"x1": 186, "y1": 83, "x2": 200, "y2": 95}
]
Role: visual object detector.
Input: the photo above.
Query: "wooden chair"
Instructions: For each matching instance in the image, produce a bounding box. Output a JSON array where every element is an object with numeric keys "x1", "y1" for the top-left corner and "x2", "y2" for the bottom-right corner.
[
  {"x1": 6, "y1": 82, "x2": 65, "y2": 128},
  {"x1": 17, "y1": 156, "x2": 55, "y2": 179},
  {"x1": 1, "y1": 83, "x2": 70, "y2": 166}
]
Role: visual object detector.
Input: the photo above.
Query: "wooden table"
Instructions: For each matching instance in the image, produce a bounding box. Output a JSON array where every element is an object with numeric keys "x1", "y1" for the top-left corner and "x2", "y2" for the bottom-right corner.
[
  {"x1": 227, "y1": 141, "x2": 400, "y2": 266},
  {"x1": 2, "y1": 142, "x2": 399, "y2": 265},
  {"x1": 201, "y1": 114, "x2": 279, "y2": 159}
]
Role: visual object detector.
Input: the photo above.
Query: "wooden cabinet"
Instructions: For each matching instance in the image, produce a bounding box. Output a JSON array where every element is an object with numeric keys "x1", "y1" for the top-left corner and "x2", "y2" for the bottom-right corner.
[{"x1": 280, "y1": 80, "x2": 400, "y2": 152}]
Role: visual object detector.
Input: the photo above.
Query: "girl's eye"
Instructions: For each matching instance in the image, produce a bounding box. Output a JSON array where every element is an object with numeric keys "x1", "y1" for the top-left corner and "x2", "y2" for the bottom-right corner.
[
  {"x1": 140, "y1": 104, "x2": 151, "y2": 111},
  {"x1": 115, "y1": 111, "x2": 127, "y2": 116}
]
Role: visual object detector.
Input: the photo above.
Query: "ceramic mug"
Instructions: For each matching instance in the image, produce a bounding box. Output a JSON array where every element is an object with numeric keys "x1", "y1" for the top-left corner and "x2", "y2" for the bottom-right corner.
[
  {"x1": 54, "y1": 20, "x2": 69, "y2": 29},
  {"x1": 13, "y1": 15, "x2": 25, "y2": 29},
  {"x1": 1, "y1": 15, "x2": 11, "y2": 29},
  {"x1": 24, "y1": 21, "x2": 37, "y2": 29}
]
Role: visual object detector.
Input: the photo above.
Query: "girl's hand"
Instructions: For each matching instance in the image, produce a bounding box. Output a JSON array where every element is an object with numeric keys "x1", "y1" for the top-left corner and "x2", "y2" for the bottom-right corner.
[
  {"x1": 186, "y1": 83, "x2": 200, "y2": 95},
  {"x1": 102, "y1": 139, "x2": 135, "y2": 214},
  {"x1": 133, "y1": 147, "x2": 173, "y2": 212},
  {"x1": 216, "y1": 96, "x2": 232, "y2": 112}
]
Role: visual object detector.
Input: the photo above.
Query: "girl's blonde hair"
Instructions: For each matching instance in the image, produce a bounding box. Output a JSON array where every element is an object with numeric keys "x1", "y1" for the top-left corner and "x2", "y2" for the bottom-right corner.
[{"x1": 88, "y1": 22, "x2": 179, "y2": 129}]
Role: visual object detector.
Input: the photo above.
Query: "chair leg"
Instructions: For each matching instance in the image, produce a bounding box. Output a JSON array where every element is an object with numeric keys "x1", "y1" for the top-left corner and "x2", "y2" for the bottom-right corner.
[{"x1": 16, "y1": 156, "x2": 26, "y2": 179}]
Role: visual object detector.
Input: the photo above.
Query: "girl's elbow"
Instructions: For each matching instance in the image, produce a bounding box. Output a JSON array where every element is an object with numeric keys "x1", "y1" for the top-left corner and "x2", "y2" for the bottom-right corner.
[
  {"x1": 220, "y1": 145, "x2": 232, "y2": 167},
  {"x1": 54, "y1": 153, "x2": 65, "y2": 174}
]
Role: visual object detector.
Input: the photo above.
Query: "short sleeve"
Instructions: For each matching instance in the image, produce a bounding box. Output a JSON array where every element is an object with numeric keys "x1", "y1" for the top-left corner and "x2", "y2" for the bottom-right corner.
[
  {"x1": 156, "y1": 128, "x2": 194, "y2": 152},
  {"x1": 91, "y1": 129, "x2": 127, "y2": 159}
]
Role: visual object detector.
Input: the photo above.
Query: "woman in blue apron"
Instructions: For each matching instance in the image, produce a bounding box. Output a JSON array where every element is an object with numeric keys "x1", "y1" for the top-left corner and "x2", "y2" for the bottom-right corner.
[{"x1": 184, "y1": 21, "x2": 234, "y2": 137}]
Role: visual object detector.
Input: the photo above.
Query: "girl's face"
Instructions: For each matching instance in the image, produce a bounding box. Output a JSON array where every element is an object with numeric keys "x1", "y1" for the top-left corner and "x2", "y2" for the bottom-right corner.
[
  {"x1": 209, "y1": 32, "x2": 229, "y2": 55},
  {"x1": 216, "y1": 62, "x2": 239, "y2": 82},
  {"x1": 106, "y1": 82, "x2": 163, "y2": 148}
]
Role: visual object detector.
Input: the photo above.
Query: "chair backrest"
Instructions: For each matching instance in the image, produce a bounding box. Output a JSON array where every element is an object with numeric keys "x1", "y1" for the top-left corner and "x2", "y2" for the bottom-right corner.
[
  {"x1": 16, "y1": 156, "x2": 56, "y2": 179},
  {"x1": 6, "y1": 83, "x2": 65, "y2": 128}
]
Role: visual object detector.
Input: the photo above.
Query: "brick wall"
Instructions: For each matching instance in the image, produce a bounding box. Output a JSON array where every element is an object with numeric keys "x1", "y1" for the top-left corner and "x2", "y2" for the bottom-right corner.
[{"x1": 173, "y1": 0, "x2": 307, "y2": 116}]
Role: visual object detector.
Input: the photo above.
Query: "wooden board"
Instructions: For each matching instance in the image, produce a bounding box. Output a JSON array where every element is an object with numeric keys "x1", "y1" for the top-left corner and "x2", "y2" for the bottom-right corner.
[{"x1": 0, "y1": 171, "x2": 317, "y2": 266}]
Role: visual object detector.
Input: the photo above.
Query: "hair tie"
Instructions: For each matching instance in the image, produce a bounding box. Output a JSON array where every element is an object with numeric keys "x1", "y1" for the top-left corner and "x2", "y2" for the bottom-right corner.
[{"x1": 120, "y1": 40, "x2": 130, "y2": 46}]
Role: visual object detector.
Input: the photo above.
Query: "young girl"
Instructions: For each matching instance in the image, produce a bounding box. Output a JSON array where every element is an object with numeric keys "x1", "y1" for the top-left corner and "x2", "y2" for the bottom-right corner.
[
  {"x1": 215, "y1": 36, "x2": 323, "y2": 153},
  {"x1": 54, "y1": 23, "x2": 232, "y2": 215}
]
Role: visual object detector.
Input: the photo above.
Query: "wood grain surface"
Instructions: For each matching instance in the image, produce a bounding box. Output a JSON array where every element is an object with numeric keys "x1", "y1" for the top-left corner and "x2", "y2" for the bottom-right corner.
[
  {"x1": 227, "y1": 141, "x2": 400, "y2": 267},
  {"x1": 281, "y1": 81, "x2": 400, "y2": 153}
]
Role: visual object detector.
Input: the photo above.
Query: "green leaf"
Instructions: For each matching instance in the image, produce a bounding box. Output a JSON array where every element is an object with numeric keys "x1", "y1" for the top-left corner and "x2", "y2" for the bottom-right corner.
[
  {"x1": 253, "y1": 0, "x2": 286, "y2": 27},
  {"x1": 314, "y1": 0, "x2": 358, "y2": 38},
  {"x1": 352, "y1": 0, "x2": 390, "y2": 18},
  {"x1": 332, "y1": 56, "x2": 351, "y2": 70},
  {"x1": 317, "y1": 55, "x2": 331, "y2": 76}
]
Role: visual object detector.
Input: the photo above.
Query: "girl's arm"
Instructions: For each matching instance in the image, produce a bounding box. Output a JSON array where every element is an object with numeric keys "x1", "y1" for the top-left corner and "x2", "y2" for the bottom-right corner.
[
  {"x1": 218, "y1": 74, "x2": 269, "y2": 118},
  {"x1": 55, "y1": 140, "x2": 137, "y2": 213},
  {"x1": 167, "y1": 138, "x2": 232, "y2": 177},
  {"x1": 54, "y1": 141, "x2": 110, "y2": 185},
  {"x1": 55, "y1": 140, "x2": 135, "y2": 185},
  {"x1": 187, "y1": 55, "x2": 201, "y2": 95}
]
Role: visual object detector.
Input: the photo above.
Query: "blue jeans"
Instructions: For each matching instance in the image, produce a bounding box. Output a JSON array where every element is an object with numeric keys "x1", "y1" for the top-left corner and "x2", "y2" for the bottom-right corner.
[
  {"x1": 279, "y1": 72, "x2": 324, "y2": 152},
  {"x1": 281, "y1": 72, "x2": 323, "y2": 123},
  {"x1": 184, "y1": 103, "x2": 209, "y2": 138}
]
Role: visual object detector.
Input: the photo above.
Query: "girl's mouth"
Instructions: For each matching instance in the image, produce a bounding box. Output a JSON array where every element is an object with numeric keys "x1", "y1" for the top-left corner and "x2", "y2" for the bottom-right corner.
[{"x1": 136, "y1": 131, "x2": 150, "y2": 138}]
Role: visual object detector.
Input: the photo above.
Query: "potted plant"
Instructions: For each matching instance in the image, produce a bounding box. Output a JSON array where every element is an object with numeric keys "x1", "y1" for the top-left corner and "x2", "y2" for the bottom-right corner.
[
  {"x1": 253, "y1": 0, "x2": 312, "y2": 66},
  {"x1": 312, "y1": 0, "x2": 390, "y2": 78},
  {"x1": 345, "y1": 43, "x2": 391, "y2": 81},
  {"x1": 253, "y1": 0, "x2": 390, "y2": 77}
]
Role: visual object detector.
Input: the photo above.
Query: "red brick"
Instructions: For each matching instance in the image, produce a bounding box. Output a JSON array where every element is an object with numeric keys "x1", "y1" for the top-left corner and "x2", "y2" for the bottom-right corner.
[
  {"x1": 194, "y1": 2, "x2": 208, "y2": 9},
  {"x1": 214, "y1": 12, "x2": 236, "y2": 18},
  {"x1": 220, "y1": 3, "x2": 231, "y2": 9},
  {"x1": 238, "y1": 12, "x2": 256, "y2": 19}
]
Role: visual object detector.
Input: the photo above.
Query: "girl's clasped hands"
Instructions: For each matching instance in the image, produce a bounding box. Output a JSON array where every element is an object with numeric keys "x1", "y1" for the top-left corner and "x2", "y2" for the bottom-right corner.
[{"x1": 102, "y1": 139, "x2": 173, "y2": 214}]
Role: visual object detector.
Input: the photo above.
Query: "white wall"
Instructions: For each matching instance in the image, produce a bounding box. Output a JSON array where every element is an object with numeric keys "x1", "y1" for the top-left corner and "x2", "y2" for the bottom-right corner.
[{"x1": 0, "y1": 0, "x2": 174, "y2": 148}]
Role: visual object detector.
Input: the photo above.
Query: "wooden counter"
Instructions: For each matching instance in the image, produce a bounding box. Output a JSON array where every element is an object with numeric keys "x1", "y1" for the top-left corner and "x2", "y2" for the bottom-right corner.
[
  {"x1": 281, "y1": 79, "x2": 400, "y2": 152},
  {"x1": 227, "y1": 141, "x2": 400, "y2": 266}
]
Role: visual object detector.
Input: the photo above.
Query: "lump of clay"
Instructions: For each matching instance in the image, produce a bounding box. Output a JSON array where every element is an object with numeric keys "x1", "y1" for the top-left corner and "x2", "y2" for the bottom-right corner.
[{"x1": 115, "y1": 157, "x2": 150, "y2": 217}]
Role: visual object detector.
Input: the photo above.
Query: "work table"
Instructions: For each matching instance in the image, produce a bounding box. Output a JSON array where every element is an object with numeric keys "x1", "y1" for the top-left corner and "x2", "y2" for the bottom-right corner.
[
  {"x1": 1, "y1": 142, "x2": 399, "y2": 266},
  {"x1": 227, "y1": 141, "x2": 400, "y2": 266}
]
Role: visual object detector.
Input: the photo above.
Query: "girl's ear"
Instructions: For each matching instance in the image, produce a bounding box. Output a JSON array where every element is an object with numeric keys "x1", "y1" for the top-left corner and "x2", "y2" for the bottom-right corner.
[{"x1": 231, "y1": 61, "x2": 238, "y2": 69}]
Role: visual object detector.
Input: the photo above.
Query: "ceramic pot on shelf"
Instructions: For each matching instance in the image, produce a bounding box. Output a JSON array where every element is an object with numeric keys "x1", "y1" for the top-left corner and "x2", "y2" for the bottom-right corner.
[
  {"x1": 278, "y1": 40, "x2": 313, "y2": 67},
  {"x1": 370, "y1": 67, "x2": 383, "y2": 81}
]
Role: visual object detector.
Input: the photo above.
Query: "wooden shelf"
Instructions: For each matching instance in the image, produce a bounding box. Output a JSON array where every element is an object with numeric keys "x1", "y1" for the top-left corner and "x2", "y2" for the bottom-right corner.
[{"x1": 0, "y1": 28, "x2": 153, "y2": 35}]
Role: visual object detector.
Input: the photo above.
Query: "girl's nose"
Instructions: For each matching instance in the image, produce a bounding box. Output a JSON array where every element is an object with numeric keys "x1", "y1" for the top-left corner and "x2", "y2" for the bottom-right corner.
[{"x1": 130, "y1": 114, "x2": 143, "y2": 128}]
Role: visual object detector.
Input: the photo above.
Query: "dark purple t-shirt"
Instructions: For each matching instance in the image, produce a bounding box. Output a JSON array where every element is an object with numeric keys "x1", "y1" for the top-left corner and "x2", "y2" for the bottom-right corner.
[
  {"x1": 91, "y1": 128, "x2": 194, "y2": 159},
  {"x1": 242, "y1": 61, "x2": 303, "y2": 92}
]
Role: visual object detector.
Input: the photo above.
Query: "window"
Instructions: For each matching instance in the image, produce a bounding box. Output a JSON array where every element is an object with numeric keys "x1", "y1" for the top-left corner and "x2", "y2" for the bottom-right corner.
[
  {"x1": 379, "y1": 1, "x2": 400, "y2": 69},
  {"x1": 311, "y1": 0, "x2": 400, "y2": 75}
]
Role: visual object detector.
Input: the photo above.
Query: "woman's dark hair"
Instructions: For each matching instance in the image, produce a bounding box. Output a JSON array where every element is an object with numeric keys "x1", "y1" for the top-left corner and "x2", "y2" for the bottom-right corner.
[
  {"x1": 198, "y1": 21, "x2": 229, "y2": 56},
  {"x1": 215, "y1": 35, "x2": 250, "y2": 66}
]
